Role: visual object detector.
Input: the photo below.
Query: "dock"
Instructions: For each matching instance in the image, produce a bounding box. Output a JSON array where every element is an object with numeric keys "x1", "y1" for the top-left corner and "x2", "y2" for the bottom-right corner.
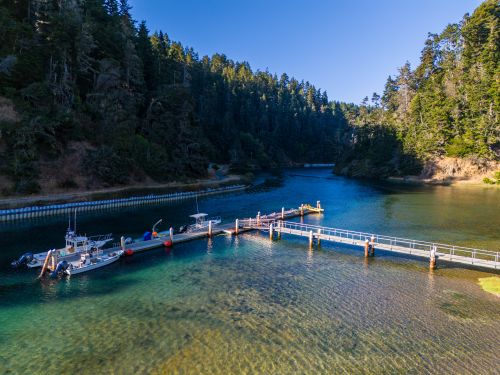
[
  {"x1": 119, "y1": 202, "x2": 322, "y2": 253},
  {"x1": 40, "y1": 200, "x2": 499, "y2": 275},
  {"x1": 40, "y1": 202, "x2": 323, "y2": 274},
  {"x1": 242, "y1": 220, "x2": 499, "y2": 271}
]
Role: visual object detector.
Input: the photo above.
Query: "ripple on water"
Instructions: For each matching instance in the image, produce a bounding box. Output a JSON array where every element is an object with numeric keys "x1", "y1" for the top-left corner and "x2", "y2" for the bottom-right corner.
[{"x1": 0, "y1": 235, "x2": 499, "y2": 374}]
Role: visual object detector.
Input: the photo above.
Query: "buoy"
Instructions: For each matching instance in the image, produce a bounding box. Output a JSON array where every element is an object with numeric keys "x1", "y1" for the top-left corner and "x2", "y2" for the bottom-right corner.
[
  {"x1": 163, "y1": 240, "x2": 173, "y2": 247},
  {"x1": 124, "y1": 249, "x2": 134, "y2": 256}
]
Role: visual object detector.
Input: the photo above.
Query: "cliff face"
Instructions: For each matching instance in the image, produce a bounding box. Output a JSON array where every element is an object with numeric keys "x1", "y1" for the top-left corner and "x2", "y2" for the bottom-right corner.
[
  {"x1": 418, "y1": 157, "x2": 499, "y2": 184},
  {"x1": 335, "y1": 156, "x2": 499, "y2": 185}
]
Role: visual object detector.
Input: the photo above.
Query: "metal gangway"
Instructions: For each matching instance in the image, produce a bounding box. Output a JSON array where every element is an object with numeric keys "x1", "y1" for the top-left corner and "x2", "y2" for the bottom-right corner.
[{"x1": 245, "y1": 220, "x2": 499, "y2": 270}]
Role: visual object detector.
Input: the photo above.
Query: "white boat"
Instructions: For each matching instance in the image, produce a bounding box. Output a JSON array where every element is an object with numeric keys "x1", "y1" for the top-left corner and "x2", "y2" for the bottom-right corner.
[
  {"x1": 186, "y1": 213, "x2": 222, "y2": 232},
  {"x1": 12, "y1": 213, "x2": 113, "y2": 269},
  {"x1": 26, "y1": 230, "x2": 113, "y2": 268},
  {"x1": 64, "y1": 249, "x2": 123, "y2": 275}
]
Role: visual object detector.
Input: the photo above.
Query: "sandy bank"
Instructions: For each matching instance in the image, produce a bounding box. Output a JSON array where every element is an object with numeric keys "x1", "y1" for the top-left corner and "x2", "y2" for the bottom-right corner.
[{"x1": 0, "y1": 174, "x2": 248, "y2": 209}]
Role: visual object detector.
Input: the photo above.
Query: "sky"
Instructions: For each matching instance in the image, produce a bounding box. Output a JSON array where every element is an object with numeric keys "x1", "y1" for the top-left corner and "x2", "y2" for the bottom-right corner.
[{"x1": 128, "y1": 0, "x2": 483, "y2": 104}]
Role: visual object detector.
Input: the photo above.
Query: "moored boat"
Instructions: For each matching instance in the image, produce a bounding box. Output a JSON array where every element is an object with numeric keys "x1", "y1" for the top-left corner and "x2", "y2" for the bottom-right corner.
[
  {"x1": 64, "y1": 249, "x2": 123, "y2": 276},
  {"x1": 185, "y1": 213, "x2": 222, "y2": 232},
  {"x1": 11, "y1": 213, "x2": 113, "y2": 269}
]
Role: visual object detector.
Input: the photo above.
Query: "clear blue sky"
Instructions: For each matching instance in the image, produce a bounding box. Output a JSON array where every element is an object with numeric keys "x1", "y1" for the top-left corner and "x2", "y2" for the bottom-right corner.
[{"x1": 128, "y1": 0, "x2": 482, "y2": 104}]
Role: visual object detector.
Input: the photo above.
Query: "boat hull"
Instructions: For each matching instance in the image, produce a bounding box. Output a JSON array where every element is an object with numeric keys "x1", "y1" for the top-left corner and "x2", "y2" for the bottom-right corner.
[
  {"x1": 26, "y1": 239, "x2": 113, "y2": 268},
  {"x1": 65, "y1": 251, "x2": 123, "y2": 275}
]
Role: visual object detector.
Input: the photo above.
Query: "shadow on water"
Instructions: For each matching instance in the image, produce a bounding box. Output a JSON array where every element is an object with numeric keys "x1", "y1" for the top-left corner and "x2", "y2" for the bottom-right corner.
[
  {"x1": 0, "y1": 234, "x2": 237, "y2": 309},
  {"x1": 0, "y1": 273, "x2": 141, "y2": 309}
]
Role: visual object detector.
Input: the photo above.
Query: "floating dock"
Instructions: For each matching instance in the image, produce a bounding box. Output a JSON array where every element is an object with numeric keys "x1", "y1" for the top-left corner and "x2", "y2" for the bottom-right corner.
[
  {"x1": 40, "y1": 200, "x2": 499, "y2": 275},
  {"x1": 116, "y1": 203, "x2": 322, "y2": 254}
]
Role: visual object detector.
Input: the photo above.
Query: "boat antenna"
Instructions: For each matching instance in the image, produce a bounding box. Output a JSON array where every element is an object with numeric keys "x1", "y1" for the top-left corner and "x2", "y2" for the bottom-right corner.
[
  {"x1": 68, "y1": 212, "x2": 71, "y2": 231},
  {"x1": 195, "y1": 193, "x2": 199, "y2": 214},
  {"x1": 74, "y1": 209, "x2": 77, "y2": 233}
]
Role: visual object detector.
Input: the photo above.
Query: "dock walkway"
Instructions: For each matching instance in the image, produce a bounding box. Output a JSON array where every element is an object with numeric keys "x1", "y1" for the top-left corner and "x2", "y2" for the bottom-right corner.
[
  {"x1": 246, "y1": 220, "x2": 499, "y2": 271},
  {"x1": 42, "y1": 200, "x2": 498, "y2": 274},
  {"x1": 102, "y1": 203, "x2": 322, "y2": 256}
]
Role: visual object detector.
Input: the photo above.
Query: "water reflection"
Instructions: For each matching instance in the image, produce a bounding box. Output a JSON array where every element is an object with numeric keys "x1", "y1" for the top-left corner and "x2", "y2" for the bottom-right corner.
[{"x1": 0, "y1": 169, "x2": 498, "y2": 374}]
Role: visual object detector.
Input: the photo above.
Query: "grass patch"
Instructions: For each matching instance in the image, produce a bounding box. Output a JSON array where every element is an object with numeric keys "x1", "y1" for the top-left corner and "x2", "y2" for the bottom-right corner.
[{"x1": 478, "y1": 277, "x2": 500, "y2": 296}]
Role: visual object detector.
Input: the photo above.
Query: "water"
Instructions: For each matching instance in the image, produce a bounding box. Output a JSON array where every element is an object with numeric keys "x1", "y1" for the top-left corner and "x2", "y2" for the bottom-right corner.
[{"x1": 0, "y1": 169, "x2": 499, "y2": 374}]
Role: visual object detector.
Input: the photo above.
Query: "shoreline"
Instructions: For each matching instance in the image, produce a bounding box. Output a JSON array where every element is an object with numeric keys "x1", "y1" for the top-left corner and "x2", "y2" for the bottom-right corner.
[
  {"x1": 0, "y1": 174, "x2": 248, "y2": 209},
  {"x1": 385, "y1": 176, "x2": 499, "y2": 187}
]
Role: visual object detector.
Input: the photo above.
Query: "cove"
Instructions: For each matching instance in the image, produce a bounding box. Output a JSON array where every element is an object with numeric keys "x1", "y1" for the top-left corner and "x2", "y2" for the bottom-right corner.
[{"x1": 0, "y1": 169, "x2": 498, "y2": 374}]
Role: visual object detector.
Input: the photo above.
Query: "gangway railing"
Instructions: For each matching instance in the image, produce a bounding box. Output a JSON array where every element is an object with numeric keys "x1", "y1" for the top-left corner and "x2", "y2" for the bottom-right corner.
[{"x1": 271, "y1": 221, "x2": 499, "y2": 269}]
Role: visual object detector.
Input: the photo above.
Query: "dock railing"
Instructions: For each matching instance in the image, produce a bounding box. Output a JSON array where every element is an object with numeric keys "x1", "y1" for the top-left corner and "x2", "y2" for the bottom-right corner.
[{"x1": 272, "y1": 221, "x2": 498, "y2": 269}]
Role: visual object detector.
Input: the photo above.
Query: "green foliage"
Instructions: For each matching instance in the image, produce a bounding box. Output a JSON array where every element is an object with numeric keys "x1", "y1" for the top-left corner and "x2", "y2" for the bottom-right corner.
[
  {"x1": 0, "y1": 0, "x2": 346, "y2": 193},
  {"x1": 83, "y1": 147, "x2": 129, "y2": 186},
  {"x1": 494, "y1": 171, "x2": 500, "y2": 180},
  {"x1": 340, "y1": 0, "x2": 499, "y2": 177},
  {"x1": 0, "y1": 0, "x2": 496, "y2": 192},
  {"x1": 483, "y1": 177, "x2": 495, "y2": 184},
  {"x1": 445, "y1": 138, "x2": 475, "y2": 157}
]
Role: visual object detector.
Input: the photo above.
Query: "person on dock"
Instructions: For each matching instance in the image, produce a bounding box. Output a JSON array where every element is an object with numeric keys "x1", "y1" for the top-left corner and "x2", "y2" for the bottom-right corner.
[{"x1": 143, "y1": 231, "x2": 152, "y2": 241}]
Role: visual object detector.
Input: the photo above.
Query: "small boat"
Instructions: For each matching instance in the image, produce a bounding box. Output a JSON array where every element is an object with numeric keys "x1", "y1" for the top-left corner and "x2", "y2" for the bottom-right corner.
[
  {"x1": 63, "y1": 248, "x2": 123, "y2": 276},
  {"x1": 11, "y1": 213, "x2": 113, "y2": 269},
  {"x1": 186, "y1": 213, "x2": 221, "y2": 232}
]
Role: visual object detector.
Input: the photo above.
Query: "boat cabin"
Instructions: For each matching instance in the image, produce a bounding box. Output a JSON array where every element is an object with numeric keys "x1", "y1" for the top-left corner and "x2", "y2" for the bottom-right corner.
[
  {"x1": 187, "y1": 213, "x2": 221, "y2": 232},
  {"x1": 189, "y1": 213, "x2": 209, "y2": 230}
]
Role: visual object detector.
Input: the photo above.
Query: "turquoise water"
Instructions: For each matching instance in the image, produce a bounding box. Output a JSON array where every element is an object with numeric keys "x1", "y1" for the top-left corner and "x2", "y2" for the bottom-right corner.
[{"x1": 0, "y1": 170, "x2": 499, "y2": 374}]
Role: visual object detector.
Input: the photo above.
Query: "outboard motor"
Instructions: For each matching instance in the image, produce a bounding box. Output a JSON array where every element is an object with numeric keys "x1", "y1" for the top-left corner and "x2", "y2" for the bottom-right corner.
[
  {"x1": 11, "y1": 253, "x2": 34, "y2": 268},
  {"x1": 50, "y1": 260, "x2": 69, "y2": 278}
]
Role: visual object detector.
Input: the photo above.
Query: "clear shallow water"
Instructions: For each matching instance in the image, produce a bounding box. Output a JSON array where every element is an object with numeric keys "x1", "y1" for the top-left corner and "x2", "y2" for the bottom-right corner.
[{"x1": 0, "y1": 170, "x2": 499, "y2": 374}]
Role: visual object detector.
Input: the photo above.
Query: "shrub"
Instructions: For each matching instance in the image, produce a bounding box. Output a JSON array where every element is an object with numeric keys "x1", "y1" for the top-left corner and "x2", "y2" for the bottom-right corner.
[
  {"x1": 445, "y1": 138, "x2": 474, "y2": 157},
  {"x1": 83, "y1": 146, "x2": 129, "y2": 186},
  {"x1": 483, "y1": 177, "x2": 495, "y2": 184}
]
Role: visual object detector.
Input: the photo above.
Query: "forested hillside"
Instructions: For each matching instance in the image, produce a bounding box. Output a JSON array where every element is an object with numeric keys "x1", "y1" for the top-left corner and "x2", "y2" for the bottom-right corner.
[
  {"x1": 0, "y1": 1, "x2": 498, "y2": 196},
  {"x1": 337, "y1": 0, "x2": 499, "y2": 178},
  {"x1": 0, "y1": 0, "x2": 346, "y2": 195}
]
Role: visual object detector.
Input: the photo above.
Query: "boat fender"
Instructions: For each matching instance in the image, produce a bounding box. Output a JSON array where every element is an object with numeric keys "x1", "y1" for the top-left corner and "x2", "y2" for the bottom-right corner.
[
  {"x1": 50, "y1": 260, "x2": 69, "y2": 278},
  {"x1": 163, "y1": 240, "x2": 173, "y2": 247},
  {"x1": 124, "y1": 249, "x2": 134, "y2": 256}
]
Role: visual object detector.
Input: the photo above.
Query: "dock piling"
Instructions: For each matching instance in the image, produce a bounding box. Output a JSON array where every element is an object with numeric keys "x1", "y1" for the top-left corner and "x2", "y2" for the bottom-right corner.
[
  {"x1": 309, "y1": 230, "x2": 313, "y2": 248},
  {"x1": 281, "y1": 207, "x2": 285, "y2": 220},
  {"x1": 235, "y1": 219, "x2": 239, "y2": 234},
  {"x1": 317, "y1": 228, "x2": 321, "y2": 247},
  {"x1": 208, "y1": 220, "x2": 212, "y2": 237},
  {"x1": 370, "y1": 236, "x2": 375, "y2": 256},
  {"x1": 430, "y1": 245, "x2": 437, "y2": 270},
  {"x1": 269, "y1": 223, "x2": 274, "y2": 240},
  {"x1": 364, "y1": 240, "x2": 369, "y2": 257},
  {"x1": 169, "y1": 227, "x2": 174, "y2": 242}
]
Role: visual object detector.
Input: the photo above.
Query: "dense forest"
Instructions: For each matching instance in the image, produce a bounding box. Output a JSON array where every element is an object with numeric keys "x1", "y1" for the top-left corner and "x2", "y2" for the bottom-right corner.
[
  {"x1": 336, "y1": 0, "x2": 499, "y2": 177},
  {"x1": 0, "y1": 0, "x2": 498, "y2": 195},
  {"x1": 0, "y1": 0, "x2": 346, "y2": 194}
]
